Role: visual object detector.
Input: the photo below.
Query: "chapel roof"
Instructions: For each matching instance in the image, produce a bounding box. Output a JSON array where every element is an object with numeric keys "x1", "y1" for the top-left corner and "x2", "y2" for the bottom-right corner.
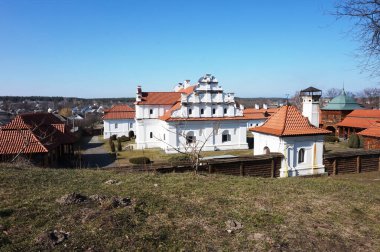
[{"x1": 321, "y1": 89, "x2": 362, "y2": 111}]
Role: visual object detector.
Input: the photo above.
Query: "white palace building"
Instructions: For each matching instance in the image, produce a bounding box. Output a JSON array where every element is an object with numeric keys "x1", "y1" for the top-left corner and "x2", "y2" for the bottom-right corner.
[{"x1": 103, "y1": 74, "x2": 274, "y2": 153}]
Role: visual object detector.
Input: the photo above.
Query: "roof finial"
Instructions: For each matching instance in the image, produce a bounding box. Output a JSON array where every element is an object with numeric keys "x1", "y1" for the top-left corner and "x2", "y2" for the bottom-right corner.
[{"x1": 342, "y1": 82, "x2": 346, "y2": 95}]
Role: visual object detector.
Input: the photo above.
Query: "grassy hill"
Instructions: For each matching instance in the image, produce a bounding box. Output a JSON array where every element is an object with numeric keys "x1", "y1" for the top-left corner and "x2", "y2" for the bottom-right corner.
[{"x1": 0, "y1": 166, "x2": 379, "y2": 251}]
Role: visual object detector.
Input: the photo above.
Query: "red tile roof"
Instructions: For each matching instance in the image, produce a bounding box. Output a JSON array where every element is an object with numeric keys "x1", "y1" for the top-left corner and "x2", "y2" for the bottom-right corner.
[
  {"x1": 103, "y1": 104, "x2": 135, "y2": 120},
  {"x1": 336, "y1": 109, "x2": 380, "y2": 129},
  {"x1": 249, "y1": 105, "x2": 331, "y2": 136},
  {"x1": 0, "y1": 129, "x2": 48, "y2": 154},
  {"x1": 0, "y1": 113, "x2": 77, "y2": 155},
  {"x1": 136, "y1": 85, "x2": 196, "y2": 105},
  {"x1": 136, "y1": 92, "x2": 181, "y2": 105},
  {"x1": 358, "y1": 122, "x2": 380, "y2": 138},
  {"x1": 108, "y1": 104, "x2": 134, "y2": 112},
  {"x1": 2, "y1": 113, "x2": 63, "y2": 130}
]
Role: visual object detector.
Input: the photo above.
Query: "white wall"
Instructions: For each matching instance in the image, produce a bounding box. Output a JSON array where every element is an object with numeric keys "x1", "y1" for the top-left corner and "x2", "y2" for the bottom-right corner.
[
  {"x1": 162, "y1": 120, "x2": 248, "y2": 153},
  {"x1": 104, "y1": 119, "x2": 135, "y2": 139},
  {"x1": 253, "y1": 132, "x2": 325, "y2": 177},
  {"x1": 302, "y1": 95, "x2": 320, "y2": 127}
]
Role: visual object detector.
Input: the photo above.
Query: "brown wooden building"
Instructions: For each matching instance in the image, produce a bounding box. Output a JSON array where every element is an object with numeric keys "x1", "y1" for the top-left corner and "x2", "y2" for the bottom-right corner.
[
  {"x1": 0, "y1": 113, "x2": 77, "y2": 166},
  {"x1": 336, "y1": 110, "x2": 380, "y2": 139},
  {"x1": 357, "y1": 122, "x2": 380, "y2": 150},
  {"x1": 320, "y1": 89, "x2": 362, "y2": 136}
]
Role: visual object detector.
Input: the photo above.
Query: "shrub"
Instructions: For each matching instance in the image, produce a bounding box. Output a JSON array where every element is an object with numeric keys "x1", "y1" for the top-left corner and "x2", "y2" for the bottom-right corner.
[
  {"x1": 118, "y1": 135, "x2": 130, "y2": 142},
  {"x1": 359, "y1": 135, "x2": 364, "y2": 148},
  {"x1": 348, "y1": 133, "x2": 360, "y2": 148},
  {"x1": 117, "y1": 139, "x2": 122, "y2": 151},
  {"x1": 129, "y1": 157, "x2": 151, "y2": 164},
  {"x1": 110, "y1": 141, "x2": 116, "y2": 152},
  {"x1": 324, "y1": 135, "x2": 339, "y2": 143},
  {"x1": 110, "y1": 135, "x2": 117, "y2": 141},
  {"x1": 128, "y1": 131, "x2": 135, "y2": 139},
  {"x1": 168, "y1": 155, "x2": 191, "y2": 164}
]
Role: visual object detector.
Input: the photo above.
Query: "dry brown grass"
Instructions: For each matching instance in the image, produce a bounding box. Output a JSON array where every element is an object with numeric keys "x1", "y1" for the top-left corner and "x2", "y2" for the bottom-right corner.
[{"x1": 0, "y1": 166, "x2": 379, "y2": 251}]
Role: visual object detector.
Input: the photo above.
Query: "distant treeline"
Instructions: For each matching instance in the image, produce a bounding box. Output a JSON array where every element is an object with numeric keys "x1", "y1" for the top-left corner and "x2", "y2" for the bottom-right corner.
[{"x1": 0, "y1": 96, "x2": 136, "y2": 103}]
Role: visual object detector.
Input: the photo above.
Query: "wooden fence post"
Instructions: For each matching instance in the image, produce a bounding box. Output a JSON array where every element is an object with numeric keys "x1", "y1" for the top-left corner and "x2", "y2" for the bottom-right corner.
[
  {"x1": 240, "y1": 162, "x2": 244, "y2": 176},
  {"x1": 271, "y1": 158, "x2": 275, "y2": 178},
  {"x1": 333, "y1": 158, "x2": 337, "y2": 175},
  {"x1": 356, "y1": 156, "x2": 361, "y2": 173}
]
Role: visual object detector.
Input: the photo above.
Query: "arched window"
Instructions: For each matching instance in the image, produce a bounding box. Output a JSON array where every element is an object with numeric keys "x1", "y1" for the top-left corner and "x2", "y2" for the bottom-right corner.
[
  {"x1": 186, "y1": 131, "x2": 196, "y2": 144},
  {"x1": 298, "y1": 148, "x2": 305, "y2": 163},
  {"x1": 222, "y1": 130, "x2": 231, "y2": 142},
  {"x1": 263, "y1": 146, "x2": 270, "y2": 154}
]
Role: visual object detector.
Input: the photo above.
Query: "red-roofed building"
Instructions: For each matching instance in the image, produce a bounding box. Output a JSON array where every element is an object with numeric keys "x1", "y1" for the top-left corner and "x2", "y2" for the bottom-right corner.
[
  {"x1": 103, "y1": 105, "x2": 136, "y2": 139},
  {"x1": 336, "y1": 109, "x2": 380, "y2": 138},
  {"x1": 250, "y1": 104, "x2": 331, "y2": 177},
  {"x1": 0, "y1": 113, "x2": 77, "y2": 166},
  {"x1": 134, "y1": 74, "x2": 271, "y2": 153},
  {"x1": 358, "y1": 121, "x2": 380, "y2": 150}
]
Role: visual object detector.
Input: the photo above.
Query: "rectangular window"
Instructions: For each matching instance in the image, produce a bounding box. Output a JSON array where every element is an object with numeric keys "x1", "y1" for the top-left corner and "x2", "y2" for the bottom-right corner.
[
  {"x1": 150, "y1": 132, "x2": 153, "y2": 138},
  {"x1": 130, "y1": 123, "x2": 133, "y2": 128},
  {"x1": 212, "y1": 108, "x2": 216, "y2": 114},
  {"x1": 224, "y1": 108, "x2": 227, "y2": 114},
  {"x1": 189, "y1": 108, "x2": 192, "y2": 115},
  {"x1": 150, "y1": 109, "x2": 153, "y2": 114},
  {"x1": 201, "y1": 108, "x2": 204, "y2": 115},
  {"x1": 115, "y1": 123, "x2": 118, "y2": 129}
]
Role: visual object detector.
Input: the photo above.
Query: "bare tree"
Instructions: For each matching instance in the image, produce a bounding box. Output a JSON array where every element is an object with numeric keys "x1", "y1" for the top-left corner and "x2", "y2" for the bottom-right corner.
[
  {"x1": 324, "y1": 88, "x2": 341, "y2": 99},
  {"x1": 335, "y1": 1, "x2": 380, "y2": 76},
  {"x1": 155, "y1": 123, "x2": 220, "y2": 173},
  {"x1": 356, "y1": 87, "x2": 380, "y2": 108},
  {"x1": 289, "y1": 91, "x2": 302, "y2": 110}
]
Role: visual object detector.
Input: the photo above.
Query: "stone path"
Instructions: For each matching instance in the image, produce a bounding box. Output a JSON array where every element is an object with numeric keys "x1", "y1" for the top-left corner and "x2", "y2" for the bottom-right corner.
[{"x1": 80, "y1": 136, "x2": 116, "y2": 168}]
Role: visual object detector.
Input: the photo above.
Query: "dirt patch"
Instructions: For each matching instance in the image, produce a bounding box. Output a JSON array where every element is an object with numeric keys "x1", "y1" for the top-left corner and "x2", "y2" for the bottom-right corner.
[
  {"x1": 35, "y1": 230, "x2": 69, "y2": 248},
  {"x1": 56, "y1": 193, "x2": 88, "y2": 205},
  {"x1": 102, "y1": 197, "x2": 132, "y2": 209}
]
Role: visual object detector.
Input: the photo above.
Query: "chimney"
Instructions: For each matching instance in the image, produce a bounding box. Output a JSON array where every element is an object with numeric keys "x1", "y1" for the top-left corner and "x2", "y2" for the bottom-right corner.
[
  {"x1": 263, "y1": 104, "x2": 268, "y2": 109},
  {"x1": 174, "y1": 82, "x2": 183, "y2": 92},
  {"x1": 255, "y1": 104, "x2": 259, "y2": 110},
  {"x1": 136, "y1": 85, "x2": 142, "y2": 102},
  {"x1": 184, "y1": 80, "x2": 191, "y2": 88}
]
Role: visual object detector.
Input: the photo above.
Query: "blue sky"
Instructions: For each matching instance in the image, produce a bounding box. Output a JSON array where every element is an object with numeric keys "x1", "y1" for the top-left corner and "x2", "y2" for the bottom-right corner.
[{"x1": 0, "y1": 0, "x2": 377, "y2": 98}]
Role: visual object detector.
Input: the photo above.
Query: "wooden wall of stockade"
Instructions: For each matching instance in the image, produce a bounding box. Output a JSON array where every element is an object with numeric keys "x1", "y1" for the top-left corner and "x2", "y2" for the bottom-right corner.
[
  {"x1": 114, "y1": 153, "x2": 283, "y2": 178},
  {"x1": 324, "y1": 150, "x2": 380, "y2": 175}
]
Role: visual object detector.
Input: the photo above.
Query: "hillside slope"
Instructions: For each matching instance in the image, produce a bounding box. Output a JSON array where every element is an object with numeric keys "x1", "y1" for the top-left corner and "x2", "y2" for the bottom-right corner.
[{"x1": 0, "y1": 167, "x2": 379, "y2": 251}]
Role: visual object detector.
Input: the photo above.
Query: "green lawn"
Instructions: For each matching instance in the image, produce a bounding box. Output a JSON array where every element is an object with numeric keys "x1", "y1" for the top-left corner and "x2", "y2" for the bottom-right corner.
[
  {"x1": 103, "y1": 138, "x2": 253, "y2": 165},
  {"x1": 0, "y1": 166, "x2": 379, "y2": 251}
]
